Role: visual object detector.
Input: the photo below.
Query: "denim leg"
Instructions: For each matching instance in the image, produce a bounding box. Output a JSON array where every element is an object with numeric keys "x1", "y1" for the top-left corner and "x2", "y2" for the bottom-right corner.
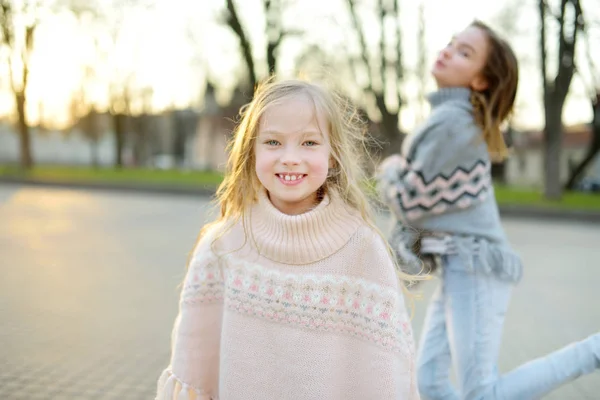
[
  {"x1": 443, "y1": 254, "x2": 600, "y2": 400},
  {"x1": 417, "y1": 283, "x2": 459, "y2": 400},
  {"x1": 442, "y1": 254, "x2": 512, "y2": 400},
  {"x1": 480, "y1": 333, "x2": 600, "y2": 399}
]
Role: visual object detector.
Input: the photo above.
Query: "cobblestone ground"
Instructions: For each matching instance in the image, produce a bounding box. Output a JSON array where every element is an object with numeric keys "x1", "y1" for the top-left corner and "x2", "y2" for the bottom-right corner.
[{"x1": 1, "y1": 184, "x2": 598, "y2": 399}]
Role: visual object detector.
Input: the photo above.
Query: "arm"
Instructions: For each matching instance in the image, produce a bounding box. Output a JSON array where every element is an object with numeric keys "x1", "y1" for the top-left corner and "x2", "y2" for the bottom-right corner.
[
  {"x1": 156, "y1": 234, "x2": 224, "y2": 400},
  {"x1": 377, "y1": 115, "x2": 492, "y2": 223}
]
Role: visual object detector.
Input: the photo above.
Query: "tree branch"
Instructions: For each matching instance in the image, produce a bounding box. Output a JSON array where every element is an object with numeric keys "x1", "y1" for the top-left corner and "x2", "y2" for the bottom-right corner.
[
  {"x1": 556, "y1": 0, "x2": 580, "y2": 98},
  {"x1": 542, "y1": 0, "x2": 562, "y2": 22},
  {"x1": 345, "y1": 0, "x2": 374, "y2": 93},
  {"x1": 377, "y1": 0, "x2": 387, "y2": 100},
  {"x1": 577, "y1": 1, "x2": 599, "y2": 91},
  {"x1": 225, "y1": 0, "x2": 257, "y2": 89},
  {"x1": 392, "y1": 0, "x2": 403, "y2": 106},
  {"x1": 538, "y1": 0, "x2": 548, "y2": 99}
]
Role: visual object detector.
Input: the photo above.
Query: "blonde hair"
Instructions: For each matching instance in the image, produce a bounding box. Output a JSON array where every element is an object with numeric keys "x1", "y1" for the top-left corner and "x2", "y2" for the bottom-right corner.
[
  {"x1": 193, "y1": 77, "x2": 425, "y2": 294},
  {"x1": 469, "y1": 20, "x2": 519, "y2": 161}
]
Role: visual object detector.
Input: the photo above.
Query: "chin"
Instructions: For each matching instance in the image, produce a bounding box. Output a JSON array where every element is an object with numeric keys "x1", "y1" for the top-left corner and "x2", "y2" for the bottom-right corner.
[{"x1": 431, "y1": 71, "x2": 443, "y2": 84}]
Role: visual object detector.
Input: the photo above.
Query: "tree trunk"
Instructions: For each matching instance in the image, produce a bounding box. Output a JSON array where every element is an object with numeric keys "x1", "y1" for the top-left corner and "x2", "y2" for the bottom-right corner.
[
  {"x1": 564, "y1": 129, "x2": 599, "y2": 189},
  {"x1": 132, "y1": 115, "x2": 146, "y2": 167},
  {"x1": 564, "y1": 146, "x2": 600, "y2": 189},
  {"x1": 380, "y1": 117, "x2": 403, "y2": 156},
  {"x1": 206, "y1": 122, "x2": 217, "y2": 171},
  {"x1": 86, "y1": 110, "x2": 100, "y2": 169},
  {"x1": 374, "y1": 94, "x2": 403, "y2": 157},
  {"x1": 112, "y1": 113, "x2": 126, "y2": 168},
  {"x1": 543, "y1": 97, "x2": 563, "y2": 199},
  {"x1": 15, "y1": 90, "x2": 32, "y2": 169},
  {"x1": 565, "y1": 97, "x2": 600, "y2": 189},
  {"x1": 267, "y1": 41, "x2": 276, "y2": 74},
  {"x1": 91, "y1": 138, "x2": 100, "y2": 169},
  {"x1": 491, "y1": 163, "x2": 506, "y2": 183}
]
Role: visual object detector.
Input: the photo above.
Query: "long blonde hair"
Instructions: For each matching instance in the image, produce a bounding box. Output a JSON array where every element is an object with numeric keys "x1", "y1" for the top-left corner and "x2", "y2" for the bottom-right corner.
[
  {"x1": 194, "y1": 77, "x2": 424, "y2": 290},
  {"x1": 469, "y1": 20, "x2": 519, "y2": 161}
]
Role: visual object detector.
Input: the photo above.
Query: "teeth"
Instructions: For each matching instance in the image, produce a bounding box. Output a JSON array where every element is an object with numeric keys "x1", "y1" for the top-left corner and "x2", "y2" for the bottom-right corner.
[{"x1": 279, "y1": 174, "x2": 302, "y2": 181}]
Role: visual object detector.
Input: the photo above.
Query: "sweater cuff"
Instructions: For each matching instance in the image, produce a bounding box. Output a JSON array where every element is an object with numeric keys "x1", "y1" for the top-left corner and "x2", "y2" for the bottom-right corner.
[{"x1": 156, "y1": 369, "x2": 216, "y2": 400}]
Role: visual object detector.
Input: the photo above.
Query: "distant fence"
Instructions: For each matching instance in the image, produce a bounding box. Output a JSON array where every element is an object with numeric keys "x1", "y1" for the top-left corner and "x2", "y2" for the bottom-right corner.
[
  {"x1": 0, "y1": 130, "x2": 116, "y2": 166},
  {"x1": 0, "y1": 128, "x2": 225, "y2": 171}
]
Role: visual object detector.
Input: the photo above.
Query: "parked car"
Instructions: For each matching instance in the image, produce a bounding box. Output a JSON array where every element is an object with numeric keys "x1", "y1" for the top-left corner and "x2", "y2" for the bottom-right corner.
[
  {"x1": 151, "y1": 154, "x2": 176, "y2": 170},
  {"x1": 575, "y1": 177, "x2": 600, "y2": 193}
]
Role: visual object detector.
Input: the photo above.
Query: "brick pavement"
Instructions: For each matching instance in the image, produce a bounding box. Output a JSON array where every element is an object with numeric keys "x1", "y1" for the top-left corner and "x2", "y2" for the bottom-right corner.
[{"x1": 1, "y1": 184, "x2": 598, "y2": 399}]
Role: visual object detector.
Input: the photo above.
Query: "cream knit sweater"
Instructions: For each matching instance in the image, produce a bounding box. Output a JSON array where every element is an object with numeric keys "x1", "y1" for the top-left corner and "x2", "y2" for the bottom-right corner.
[{"x1": 156, "y1": 190, "x2": 419, "y2": 400}]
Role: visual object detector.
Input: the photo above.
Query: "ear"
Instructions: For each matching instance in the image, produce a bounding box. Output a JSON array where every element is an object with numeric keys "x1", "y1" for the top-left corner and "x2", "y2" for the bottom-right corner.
[{"x1": 471, "y1": 75, "x2": 488, "y2": 91}]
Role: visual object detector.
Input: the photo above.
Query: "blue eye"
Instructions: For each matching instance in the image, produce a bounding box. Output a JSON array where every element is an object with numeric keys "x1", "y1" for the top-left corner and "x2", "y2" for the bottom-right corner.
[
  {"x1": 265, "y1": 139, "x2": 280, "y2": 146},
  {"x1": 304, "y1": 140, "x2": 318, "y2": 146}
]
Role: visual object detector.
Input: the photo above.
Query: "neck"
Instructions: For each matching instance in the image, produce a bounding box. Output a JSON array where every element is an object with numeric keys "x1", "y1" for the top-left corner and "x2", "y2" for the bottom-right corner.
[{"x1": 267, "y1": 191, "x2": 320, "y2": 215}]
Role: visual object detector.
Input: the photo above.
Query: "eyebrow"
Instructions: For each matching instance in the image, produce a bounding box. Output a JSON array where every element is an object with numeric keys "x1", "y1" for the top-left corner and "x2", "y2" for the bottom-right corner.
[
  {"x1": 451, "y1": 36, "x2": 478, "y2": 54},
  {"x1": 259, "y1": 130, "x2": 324, "y2": 138}
]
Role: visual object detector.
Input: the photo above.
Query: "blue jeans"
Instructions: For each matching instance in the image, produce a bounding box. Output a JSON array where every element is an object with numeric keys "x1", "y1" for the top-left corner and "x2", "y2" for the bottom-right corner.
[{"x1": 417, "y1": 254, "x2": 600, "y2": 400}]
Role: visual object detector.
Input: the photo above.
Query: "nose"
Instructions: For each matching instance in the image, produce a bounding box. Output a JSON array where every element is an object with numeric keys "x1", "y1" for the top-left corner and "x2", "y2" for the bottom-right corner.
[
  {"x1": 280, "y1": 145, "x2": 300, "y2": 166},
  {"x1": 439, "y1": 46, "x2": 452, "y2": 59}
]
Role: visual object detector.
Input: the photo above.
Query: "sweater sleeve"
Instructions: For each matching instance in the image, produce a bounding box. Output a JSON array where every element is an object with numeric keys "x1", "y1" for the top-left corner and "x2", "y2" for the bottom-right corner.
[
  {"x1": 376, "y1": 113, "x2": 492, "y2": 224},
  {"x1": 156, "y1": 230, "x2": 224, "y2": 400}
]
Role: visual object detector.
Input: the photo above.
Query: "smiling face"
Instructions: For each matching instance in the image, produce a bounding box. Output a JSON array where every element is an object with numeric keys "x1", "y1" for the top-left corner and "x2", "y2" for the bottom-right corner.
[
  {"x1": 432, "y1": 25, "x2": 490, "y2": 91},
  {"x1": 254, "y1": 93, "x2": 331, "y2": 215}
]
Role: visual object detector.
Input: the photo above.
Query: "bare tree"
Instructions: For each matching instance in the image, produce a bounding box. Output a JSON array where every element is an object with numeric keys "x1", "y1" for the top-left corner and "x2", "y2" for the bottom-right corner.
[
  {"x1": 345, "y1": 0, "x2": 405, "y2": 156},
  {"x1": 222, "y1": 0, "x2": 301, "y2": 92},
  {"x1": 62, "y1": 0, "x2": 104, "y2": 167},
  {"x1": 264, "y1": 0, "x2": 301, "y2": 74},
  {"x1": 130, "y1": 86, "x2": 154, "y2": 167},
  {"x1": 101, "y1": 0, "x2": 153, "y2": 168},
  {"x1": 0, "y1": 0, "x2": 42, "y2": 169},
  {"x1": 565, "y1": 92, "x2": 600, "y2": 189},
  {"x1": 223, "y1": 0, "x2": 257, "y2": 90},
  {"x1": 564, "y1": 10, "x2": 600, "y2": 189},
  {"x1": 59, "y1": 0, "x2": 148, "y2": 168},
  {"x1": 538, "y1": 0, "x2": 584, "y2": 199},
  {"x1": 489, "y1": 1, "x2": 527, "y2": 183}
]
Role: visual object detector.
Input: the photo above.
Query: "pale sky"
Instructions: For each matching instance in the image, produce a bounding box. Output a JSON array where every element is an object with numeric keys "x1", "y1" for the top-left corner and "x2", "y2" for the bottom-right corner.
[{"x1": 1, "y1": 0, "x2": 598, "y2": 131}]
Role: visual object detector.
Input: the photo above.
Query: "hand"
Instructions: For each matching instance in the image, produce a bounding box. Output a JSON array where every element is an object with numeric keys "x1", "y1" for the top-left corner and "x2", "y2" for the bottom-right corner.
[{"x1": 378, "y1": 154, "x2": 404, "y2": 171}]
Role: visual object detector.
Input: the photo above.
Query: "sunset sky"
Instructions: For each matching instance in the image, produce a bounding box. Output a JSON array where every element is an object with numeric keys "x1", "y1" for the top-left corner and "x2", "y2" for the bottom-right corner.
[{"x1": 1, "y1": 0, "x2": 598, "y2": 131}]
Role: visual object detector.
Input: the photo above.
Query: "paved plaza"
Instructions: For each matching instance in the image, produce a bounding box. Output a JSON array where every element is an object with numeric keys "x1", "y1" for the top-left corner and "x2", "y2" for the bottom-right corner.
[{"x1": 1, "y1": 183, "x2": 598, "y2": 399}]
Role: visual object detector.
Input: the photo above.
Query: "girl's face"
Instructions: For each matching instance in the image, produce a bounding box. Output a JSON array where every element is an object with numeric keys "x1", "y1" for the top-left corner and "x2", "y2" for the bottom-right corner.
[
  {"x1": 255, "y1": 94, "x2": 332, "y2": 215},
  {"x1": 432, "y1": 26, "x2": 490, "y2": 91}
]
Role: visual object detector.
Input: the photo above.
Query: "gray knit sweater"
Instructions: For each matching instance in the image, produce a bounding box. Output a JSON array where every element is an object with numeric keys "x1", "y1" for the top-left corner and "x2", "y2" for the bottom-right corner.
[{"x1": 377, "y1": 88, "x2": 522, "y2": 282}]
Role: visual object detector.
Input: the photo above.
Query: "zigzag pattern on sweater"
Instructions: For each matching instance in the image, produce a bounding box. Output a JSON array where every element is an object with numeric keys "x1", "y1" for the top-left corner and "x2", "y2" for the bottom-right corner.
[{"x1": 386, "y1": 158, "x2": 491, "y2": 220}]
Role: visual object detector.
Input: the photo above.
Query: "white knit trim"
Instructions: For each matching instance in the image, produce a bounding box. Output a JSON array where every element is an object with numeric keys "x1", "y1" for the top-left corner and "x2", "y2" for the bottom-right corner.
[{"x1": 156, "y1": 369, "x2": 218, "y2": 400}]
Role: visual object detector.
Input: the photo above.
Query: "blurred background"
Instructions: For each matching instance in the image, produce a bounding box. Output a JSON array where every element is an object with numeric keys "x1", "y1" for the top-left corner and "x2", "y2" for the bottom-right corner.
[
  {"x1": 0, "y1": 0, "x2": 599, "y2": 399},
  {"x1": 0, "y1": 0, "x2": 599, "y2": 199}
]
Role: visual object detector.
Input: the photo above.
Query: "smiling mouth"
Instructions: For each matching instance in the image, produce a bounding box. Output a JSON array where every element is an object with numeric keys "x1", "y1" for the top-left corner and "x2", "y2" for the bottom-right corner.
[{"x1": 276, "y1": 173, "x2": 307, "y2": 183}]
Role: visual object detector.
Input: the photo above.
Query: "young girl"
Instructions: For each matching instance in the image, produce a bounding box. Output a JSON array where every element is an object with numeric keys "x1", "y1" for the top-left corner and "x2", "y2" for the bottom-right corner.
[
  {"x1": 155, "y1": 79, "x2": 420, "y2": 399},
  {"x1": 377, "y1": 20, "x2": 599, "y2": 400}
]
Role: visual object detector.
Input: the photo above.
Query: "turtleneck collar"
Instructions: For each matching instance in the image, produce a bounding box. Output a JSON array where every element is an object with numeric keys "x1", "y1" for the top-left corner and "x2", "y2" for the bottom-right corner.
[
  {"x1": 427, "y1": 87, "x2": 472, "y2": 109},
  {"x1": 247, "y1": 189, "x2": 364, "y2": 265}
]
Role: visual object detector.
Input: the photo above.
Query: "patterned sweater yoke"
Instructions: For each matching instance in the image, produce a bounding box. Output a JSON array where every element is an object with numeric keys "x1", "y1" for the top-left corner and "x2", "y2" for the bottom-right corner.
[
  {"x1": 381, "y1": 88, "x2": 493, "y2": 222},
  {"x1": 155, "y1": 189, "x2": 420, "y2": 400},
  {"x1": 376, "y1": 87, "x2": 523, "y2": 283}
]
